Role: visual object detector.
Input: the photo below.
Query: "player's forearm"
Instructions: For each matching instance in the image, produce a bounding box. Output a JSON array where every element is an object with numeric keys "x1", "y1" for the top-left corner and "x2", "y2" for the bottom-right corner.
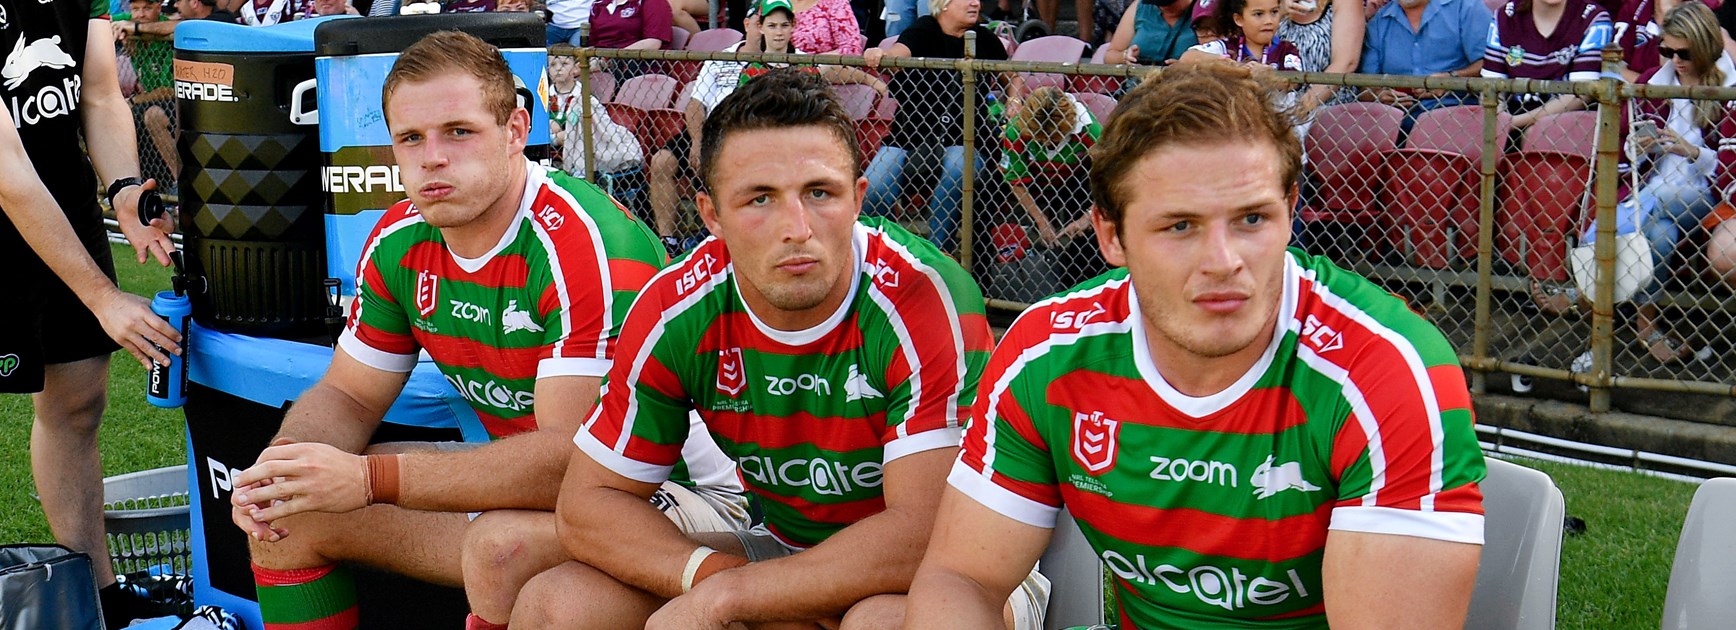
[
  {"x1": 394, "y1": 429, "x2": 568, "y2": 511},
  {"x1": 557, "y1": 484, "x2": 698, "y2": 598},
  {"x1": 274, "y1": 383, "x2": 383, "y2": 453},
  {"x1": 904, "y1": 566, "x2": 1006, "y2": 628},
  {"x1": 700, "y1": 506, "x2": 932, "y2": 622}
]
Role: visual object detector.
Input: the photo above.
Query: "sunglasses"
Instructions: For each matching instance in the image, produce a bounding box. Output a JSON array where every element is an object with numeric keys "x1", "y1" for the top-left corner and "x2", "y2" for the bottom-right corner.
[{"x1": 1658, "y1": 46, "x2": 1693, "y2": 62}]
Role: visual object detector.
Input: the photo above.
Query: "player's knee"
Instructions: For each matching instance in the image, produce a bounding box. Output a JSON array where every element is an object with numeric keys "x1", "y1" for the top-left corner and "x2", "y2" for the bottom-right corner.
[
  {"x1": 839, "y1": 594, "x2": 904, "y2": 630},
  {"x1": 462, "y1": 511, "x2": 536, "y2": 577},
  {"x1": 34, "y1": 381, "x2": 106, "y2": 432},
  {"x1": 513, "y1": 568, "x2": 592, "y2": 628},
  {"x1": 246, "y1": 513, "x2": 333, "y2": 568}
]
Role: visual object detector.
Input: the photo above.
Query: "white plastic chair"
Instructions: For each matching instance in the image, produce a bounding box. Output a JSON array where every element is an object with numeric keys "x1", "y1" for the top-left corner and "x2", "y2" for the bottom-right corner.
[
  {"x1": 1660, "y1": 477, "x2": 1736, "y2": 630},
  {"x1": 1039, "y1": 507, "x2": 1106, "y2": 630},
  {"x1": 1464, "y1": 458, "x2": 1565, "y2": 630}
]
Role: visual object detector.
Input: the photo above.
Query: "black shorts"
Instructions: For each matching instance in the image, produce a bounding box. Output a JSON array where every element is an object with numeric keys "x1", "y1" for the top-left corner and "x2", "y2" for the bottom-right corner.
[{"x1": 0, "y1": 195, "x2": 122, "y2": 393}]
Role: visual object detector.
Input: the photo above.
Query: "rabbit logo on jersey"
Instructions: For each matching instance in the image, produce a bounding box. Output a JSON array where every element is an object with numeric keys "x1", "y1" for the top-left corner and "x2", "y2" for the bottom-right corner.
[{"x1": 1071, "y1": 410, "x2": 1120, "y2": 475}]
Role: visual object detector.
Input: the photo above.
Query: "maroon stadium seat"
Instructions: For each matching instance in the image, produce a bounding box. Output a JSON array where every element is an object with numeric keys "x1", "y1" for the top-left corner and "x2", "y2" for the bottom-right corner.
[
  {"x1": 1302, "y1": 103, "x2": 1403, "y2": 227},
  {"x1": 671, "y1": 25, "x2": 693, "y2": 51},
  {"x1": 688, "y1": 28, "x2": 745, "y2": 52},
  {"x1": 639, "y1": 107, "x2": 689, "y2": 154},
  {"x1": 1379, "y1": 105, "x2": 1511, "y2": 268},
  {"x1": 588, "y1": 70, "x2": 619, "y2": 104},
  {"x1": 1069, "y1": 45, "x2": 1124, "y2": 95},
  {"x1": 612, "y1": 73, "x2": 679, "y2": 110},
  {"x1": 834, "y1": 83, "x2": 881, "y2": 120},
  {"x1": 1012, "y1": 35, "x2": 1088, "y2": 91},
  {"x1": 1071, "y1": 92, "x2": 1117, "y2": 124},
  {"x1": 1497, "y1": 151, "x2": 1592, "y2": 282},
  {"x1": 1522, "y1": 111, "x2": 1597, "y2": 157}
]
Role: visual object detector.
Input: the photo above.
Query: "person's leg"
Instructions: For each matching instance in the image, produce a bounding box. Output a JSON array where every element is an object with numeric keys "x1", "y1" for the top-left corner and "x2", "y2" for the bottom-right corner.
[
  {"x1": 1036, "y1": 0, "x2": 1058, "y2": 30},
  {"x1": 511, "y1": 560, "x2": 667, "y2": 629},
  {"x1": 30, "y1": 356, "x2": 114, "y2": 585},
  {"x1": 669, "y1": 0, "x2": 705, "y2": 35},
  {"x1": 1075, "y1": 0, "x2": 1093, "y2": 41},
  {"x1": 462, "y1": 510, "x2": 569, "y2": 628},
  {"x1": 144, "y1": 104, "x2": 180, "y2": 179},
  {"x1": 1708, "y1": 219, "x2": 1736, "y2": 291},
  {"x1": 884, "y1": 0, "x2": 917, "y2": 37},
  {"x1": 863, "y1": 146, "x2": 909, "y2": 219},
  {"x1": 928, "y1": 145, "x2": 974, "y2": 254},
  {"x1": 248, "y1": 502, "x2": 469, "y2": 629},
  {"x1": 650, "y1": 149, "x2": 682, "y2": 238}
]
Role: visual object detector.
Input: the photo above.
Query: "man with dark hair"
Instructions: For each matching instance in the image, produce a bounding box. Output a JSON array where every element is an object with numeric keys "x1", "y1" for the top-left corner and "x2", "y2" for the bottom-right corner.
[
  {"x1": 1, "y1": 0, "x2": 183, "y2": 626},
  {"x1": 225, "y1": 30, "x2": 743, "y2": 630},
  {"x1": 497, "y1": 67, "x2": 1047, "y2": 629},
  {"x1": 907, "y1": 61, "x2": 1487, "y2": 628}
]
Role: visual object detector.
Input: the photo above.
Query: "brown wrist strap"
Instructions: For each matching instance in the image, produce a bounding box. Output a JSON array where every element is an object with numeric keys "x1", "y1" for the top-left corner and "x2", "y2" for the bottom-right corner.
[{"x1": 366, "y1": 453, "x2": 402, "y2": 505}]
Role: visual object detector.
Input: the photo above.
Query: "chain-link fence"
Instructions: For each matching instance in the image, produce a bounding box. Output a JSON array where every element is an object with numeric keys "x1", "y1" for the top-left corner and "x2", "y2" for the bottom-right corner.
[
  {"x1": 116, "y1": 36, "x2": 179, "y2": 197},
  {"x1": 559, "y1": 42, "x2": 1736, "y2": 409}
]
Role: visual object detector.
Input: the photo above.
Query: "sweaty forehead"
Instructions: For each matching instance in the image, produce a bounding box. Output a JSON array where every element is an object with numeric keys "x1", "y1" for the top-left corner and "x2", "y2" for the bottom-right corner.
[
  {"x1": 1123, "y1": 143, "x2": 1286, "y2": 213},
  {"x1": 712, "y1": 126, "x2": 856, "y2": 192}
]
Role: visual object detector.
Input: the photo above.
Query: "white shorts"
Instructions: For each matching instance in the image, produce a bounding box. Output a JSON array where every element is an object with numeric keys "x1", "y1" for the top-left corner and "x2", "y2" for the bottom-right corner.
[
  {"x1": 653, "y1": 481, "x2": 754, "y2": 534},
  {"x1": 726, "y1": 525, "x2": 1052, "y2": 630}
]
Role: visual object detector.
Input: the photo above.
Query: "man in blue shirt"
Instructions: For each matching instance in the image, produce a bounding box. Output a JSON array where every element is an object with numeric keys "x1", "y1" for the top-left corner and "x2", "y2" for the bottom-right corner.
[{"x1": 1361, "y1": 0, "x2": 1492, "y2": 123}]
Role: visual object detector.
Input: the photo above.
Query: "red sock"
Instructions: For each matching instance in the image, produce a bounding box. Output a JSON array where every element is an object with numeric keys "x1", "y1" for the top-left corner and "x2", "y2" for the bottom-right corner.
[
  {"x1": 250, "y1": 563, "x2": 359, "y2": 630},
  {"x1": 466, "y1": 613, "x2": 509, "y2": 630}
]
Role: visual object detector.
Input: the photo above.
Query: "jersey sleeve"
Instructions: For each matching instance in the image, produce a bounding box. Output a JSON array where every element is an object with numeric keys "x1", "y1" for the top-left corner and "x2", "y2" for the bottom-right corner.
[
  {"x1": 1480, "y1": 11, "x2": 1510, "y2": 78},
  {"x1": 948, "y1": 306, "x2": 1062, "y2": 529},
  {"x1": 92, "y1": 0, "x2": 109, "y2": 18},
  {"x1": 1324, "y1": 318, "x2": 1486, "y2": 545},
  {"x1": 536, "y1": 175, "x2": 666, "y2": 380},
  {"x1": 1569, "y1": 9, "x2": 1613, "y2": 81},
  {"x1": 869, "y1": 235, "x2": 993, "y2": 463},
  {"x1": 1000, "y1": 122, "x2": 1033, "y2": 185},
  {"x1": 571, "y1": 277, "x2": 697, "y2": 484},
  {"x1": 337, "y1": 209, "x2": 420, "y2": 373}
]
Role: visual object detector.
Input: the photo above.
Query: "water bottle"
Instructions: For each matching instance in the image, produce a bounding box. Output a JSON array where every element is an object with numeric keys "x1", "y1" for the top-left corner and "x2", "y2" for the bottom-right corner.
[{"x1": 147, "y1": 253, "x2": 192, "y2": 408}]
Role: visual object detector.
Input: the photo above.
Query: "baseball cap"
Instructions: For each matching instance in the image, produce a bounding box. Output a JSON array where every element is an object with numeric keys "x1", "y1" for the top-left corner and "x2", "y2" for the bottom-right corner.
[
  {"x1": 1191, "y1": 0, "x2": 1215, "y2": 22},
  {"x1": 759, "y1": 0, "x2": 794, "y2": 16}
]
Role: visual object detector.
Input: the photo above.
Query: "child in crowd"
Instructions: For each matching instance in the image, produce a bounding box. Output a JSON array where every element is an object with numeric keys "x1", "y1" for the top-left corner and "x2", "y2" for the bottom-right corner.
[
  {"x1": 545, "y1": 44, "x2": 580, "y2": 164},
  {"x1": 1181, "y1": 0, "x2": 1304, "y2": 71}
]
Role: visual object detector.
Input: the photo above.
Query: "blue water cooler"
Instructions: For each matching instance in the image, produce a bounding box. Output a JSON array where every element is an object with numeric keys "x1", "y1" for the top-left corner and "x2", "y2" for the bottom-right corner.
[{"x1": 172, "y1": 17, "x2": 522, "y2": 630}]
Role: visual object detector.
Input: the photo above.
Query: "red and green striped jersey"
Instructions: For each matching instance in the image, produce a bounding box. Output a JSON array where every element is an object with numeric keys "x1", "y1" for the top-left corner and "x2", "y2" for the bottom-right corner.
[
  {"x1": 341, "y1": 160, "x2": 666, "y2": 439},
  {"x1": 999, "y1": 97, "x2": 1100, "y2": 186},
  {"x1": 953, "y1": 250, "x2": 1486, "y2": 629},
  {"x1": 576, "y1": 217, "x2": 993, "y2": 548}
]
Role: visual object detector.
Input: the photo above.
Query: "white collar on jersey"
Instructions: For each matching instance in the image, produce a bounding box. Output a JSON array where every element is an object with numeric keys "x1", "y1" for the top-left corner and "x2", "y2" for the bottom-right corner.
[
  {"x1": 1127, "y1": 251, "x2": 1299, "y2": 418},
  {"x1": 736, "y1": 223, "x2": 867, "y2": 346},
  {"x1": 447, "y1": 158, "x2": 540, "y2": 274}
]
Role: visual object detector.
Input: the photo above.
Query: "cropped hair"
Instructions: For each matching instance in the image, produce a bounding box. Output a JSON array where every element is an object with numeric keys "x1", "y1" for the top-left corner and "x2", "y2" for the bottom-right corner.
[
  {"x1": 383, "y1": 31, "x2": 518, "y2": 126},
  {"x1": 1088, "y1": 61, "x2": 1301, "y2": 232},
  {"x1": 699, "y1": 68, "x2": 862, "y2": 190}
]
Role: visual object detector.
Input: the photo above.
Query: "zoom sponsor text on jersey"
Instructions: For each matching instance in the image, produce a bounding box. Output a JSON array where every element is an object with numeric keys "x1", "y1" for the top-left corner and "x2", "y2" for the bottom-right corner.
[
  {"x1": 1101, "y1": 551, "x2": 1313, "y2": 612},
  {"x1": 446, "y1": 374, "x2": 534, "y2": 412},
  {"x1": 737, "y1": 456, "x2": 883, "y2": 496}
]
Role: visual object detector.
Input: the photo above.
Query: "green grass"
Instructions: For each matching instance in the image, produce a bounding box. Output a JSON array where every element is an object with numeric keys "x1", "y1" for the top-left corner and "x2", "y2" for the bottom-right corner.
[
  {"x1": 0, "y1": 244, "x2": 1709, "y2": 628},
  {"x1": 0, "y1": 243, "x2": 186, "y2": 543}
]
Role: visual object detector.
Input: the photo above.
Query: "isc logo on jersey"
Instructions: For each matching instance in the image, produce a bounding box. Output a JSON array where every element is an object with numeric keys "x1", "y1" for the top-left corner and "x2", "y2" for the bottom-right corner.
[
  {"x1": 1100, "y1": 550, "x2": 1313, "y2": 613},
  {"x1": 446, "y1": 374, "x2": 535, "y2": 412},
  {"x1": 738, "y1": 455, "x2": 883, "y2": 496}
]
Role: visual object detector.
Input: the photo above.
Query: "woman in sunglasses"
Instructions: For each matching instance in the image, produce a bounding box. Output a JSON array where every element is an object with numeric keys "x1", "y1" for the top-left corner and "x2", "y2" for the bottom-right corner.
[{"x1": 1534, "y1": 1, "x2": 1731, "y2": 364}]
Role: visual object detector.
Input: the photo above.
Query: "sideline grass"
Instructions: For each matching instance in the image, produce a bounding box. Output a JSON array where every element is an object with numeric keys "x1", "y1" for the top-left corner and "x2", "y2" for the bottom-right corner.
[
  {"x1": 0, "y1": 243, "x2": 185, "y2": 543},
  {"x1": 0, "y1": 245, "x2": 1710, "y2": 628}
]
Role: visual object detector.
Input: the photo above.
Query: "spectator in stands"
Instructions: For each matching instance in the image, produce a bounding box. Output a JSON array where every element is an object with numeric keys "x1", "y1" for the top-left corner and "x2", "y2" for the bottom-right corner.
[
  {"x1": 1705, "y1": 203, "x2": 1736, "y2": 291},
  {"x1": 559, "y1": 93, "x2": 645, "y2": 187},
  {"x1": 1102, "y1": 0, "x2": 1201, "y2": 65},
  {"x1": 592, "y1": 0, "x2": 674, "y2": 50},
  {"x1": 649, "y1": 0, "x2": 886, "y2": 252},
  {"x1": 863, "y1": 0, "x2": 1014, "y2": 254},
  {"x1": 1359, "y1": 0, "x2": 1491, "y2": 123},
  {"x1": 1038, "y1": 0, "x2": 1098, "y2": 45},
  {"x1": 113, "y1": 0, "x2": 178, "y2": 189},
  {"x1": 1281, "y1": 0, "x2": 1366, "y2": 111},
  {"x1": 1001, "y1": 86, "x2": 1108, "y2": 289},
  {"x1": 547, "y1": 44, "x2": 581, "y2": 166},
  {"x1": 1612, "y1": 0, "x2": 1663, "y2": 79},
  {"x1": 1180, "y1": 0, "x2": 1305, "y2": 70},
  {"x1": 545, "y1": 0, "x2": 592, "y2": 45},
  {"x1": 299, "y1": 0, "x2": 362, "y2": 15},
  {"x1": 741, "y1": 0, "x2": 865, "y2": 54},
  {"x1": 1538, "y1": 0, "x2": 1729, "y2": 363},
  {"x1": 1193, "y1": 0, "x2": 1227, "y2": 40},
  {"x1": 497, "y1": 0, "x2": 531, "y2": 9},
  {"x1": 1481, "y1": 0, "x2": 1612, "y2": 129}
]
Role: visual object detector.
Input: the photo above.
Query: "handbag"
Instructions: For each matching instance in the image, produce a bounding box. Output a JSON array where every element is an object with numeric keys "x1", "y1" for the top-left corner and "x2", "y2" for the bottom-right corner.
[
  {"x1": 0, "y1": 544, "x2": 104, "y2": 630},
  {"x1": 1569, "y1": 111, "x2": 1658, "y2": 305}
]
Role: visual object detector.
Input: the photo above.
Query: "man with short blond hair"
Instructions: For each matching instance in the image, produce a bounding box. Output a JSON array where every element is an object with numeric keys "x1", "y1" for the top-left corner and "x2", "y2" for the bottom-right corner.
[{"x1": 907, "y1": 61, "x2": 1488, "y2": 628}]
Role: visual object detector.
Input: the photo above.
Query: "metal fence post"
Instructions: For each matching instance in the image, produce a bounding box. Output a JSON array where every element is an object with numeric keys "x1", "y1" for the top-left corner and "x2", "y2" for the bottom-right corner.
[
  {"x1": 1588, "y1": 45, "x2": 1624, "y2": 412},
  {"x1": 1472, "y1": 87, "x2": 1500, "y2": 395},
  {"x1": 578, "y1": 25, "x2": 597, "y2": 182},
  {"x1": 959, "y1": 31, "x2": 978, "y2": 269}
]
